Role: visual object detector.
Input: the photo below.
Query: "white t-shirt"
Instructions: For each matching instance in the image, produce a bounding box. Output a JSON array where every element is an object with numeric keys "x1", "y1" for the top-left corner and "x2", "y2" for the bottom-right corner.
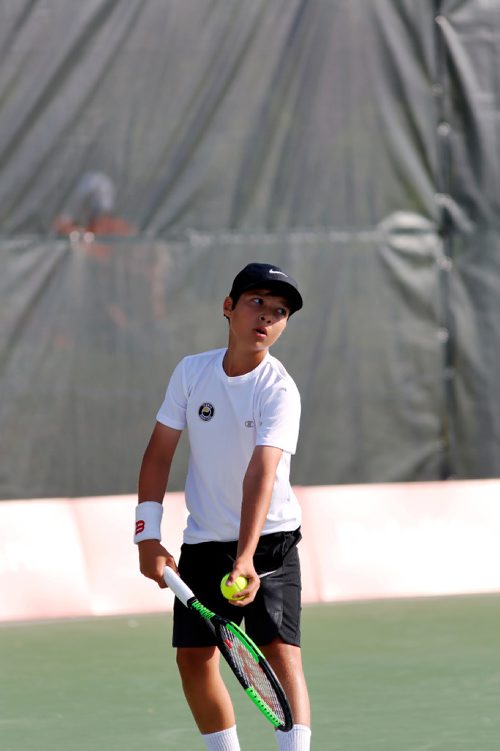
[{"x1": 156, "y1": 348, "x2": 301, "y2": 543}]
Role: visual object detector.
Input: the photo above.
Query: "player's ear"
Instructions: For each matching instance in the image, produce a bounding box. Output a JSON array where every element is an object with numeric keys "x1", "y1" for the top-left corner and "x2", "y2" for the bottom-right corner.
[{"x1": 223, "y1": 296, "x2": 234, "y2": 320}]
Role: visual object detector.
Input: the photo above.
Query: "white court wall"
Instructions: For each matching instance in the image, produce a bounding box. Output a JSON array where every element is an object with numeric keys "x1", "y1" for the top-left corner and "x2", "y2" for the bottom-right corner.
[{"x1": 1, "y1": 480, "x2": 500, "y2": 621}]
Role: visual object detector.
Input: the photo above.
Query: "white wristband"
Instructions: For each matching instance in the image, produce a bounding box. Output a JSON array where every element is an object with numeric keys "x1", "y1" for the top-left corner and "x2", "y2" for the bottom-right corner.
[{"x1": 134, "y1": 502, "x2": 163, "y2": 544}]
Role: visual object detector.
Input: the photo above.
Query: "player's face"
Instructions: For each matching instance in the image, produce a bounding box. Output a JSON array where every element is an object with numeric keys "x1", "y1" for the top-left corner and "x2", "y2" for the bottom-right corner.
[{"x1": 224, "y1": 289, "x2": 290, "y2": 351}]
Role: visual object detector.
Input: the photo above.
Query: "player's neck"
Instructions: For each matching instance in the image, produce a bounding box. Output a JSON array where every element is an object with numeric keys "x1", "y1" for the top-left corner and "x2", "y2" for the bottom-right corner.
[{"x1": 222, "y1": 345, "x2": 268, "y2": 377}]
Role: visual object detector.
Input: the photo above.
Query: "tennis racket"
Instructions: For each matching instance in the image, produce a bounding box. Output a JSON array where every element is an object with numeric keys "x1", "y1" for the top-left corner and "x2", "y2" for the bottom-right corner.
[{"x1": 163, "y1": 566, "x2": 293, "y2": 731}]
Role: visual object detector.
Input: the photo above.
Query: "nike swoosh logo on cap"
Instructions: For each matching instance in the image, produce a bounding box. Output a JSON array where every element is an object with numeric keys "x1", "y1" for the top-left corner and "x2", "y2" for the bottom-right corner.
[{"x1": 269, "y1": 269, "x2": 287, "y2": 276}]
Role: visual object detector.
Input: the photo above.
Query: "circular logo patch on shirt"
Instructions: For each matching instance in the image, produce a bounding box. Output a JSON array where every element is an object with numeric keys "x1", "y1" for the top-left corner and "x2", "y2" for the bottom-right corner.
[{"x1": 198, "y1": 402, "x2": 215, "y2": 421}]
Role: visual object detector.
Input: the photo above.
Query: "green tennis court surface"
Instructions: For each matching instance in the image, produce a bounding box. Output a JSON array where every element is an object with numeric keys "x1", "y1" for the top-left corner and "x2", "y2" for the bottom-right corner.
[{"x1": 1, "y1": 594, "x2": 499, "y2": 750}]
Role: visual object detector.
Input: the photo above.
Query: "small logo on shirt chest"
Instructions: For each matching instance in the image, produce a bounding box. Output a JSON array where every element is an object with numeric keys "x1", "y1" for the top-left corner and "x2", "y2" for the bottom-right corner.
[
  {"x1": 245, "y1": 420, "x2": 255, "y2": 428},
  {"x1": 198, "y1": 403, "x2": 215, "y2": 421}
]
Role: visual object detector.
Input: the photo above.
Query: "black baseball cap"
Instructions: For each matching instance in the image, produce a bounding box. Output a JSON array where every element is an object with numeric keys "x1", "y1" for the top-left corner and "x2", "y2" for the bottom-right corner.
[{"x1": 229, "y1": 263, "x2": 303, "y2": 315}]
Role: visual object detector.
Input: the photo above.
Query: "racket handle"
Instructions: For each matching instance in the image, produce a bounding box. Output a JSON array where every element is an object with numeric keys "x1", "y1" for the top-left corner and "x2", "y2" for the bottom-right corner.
[{"x1": 163, "y1": 566, "x2": 195, "y2": 607}]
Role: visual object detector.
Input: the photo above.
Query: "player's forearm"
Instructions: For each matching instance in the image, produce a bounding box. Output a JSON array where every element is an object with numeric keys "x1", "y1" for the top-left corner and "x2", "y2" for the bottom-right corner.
[
  {"x1": 236, "y1": 472, "x2": 274, "y2": 562},
  {"x1": 138, "y1": 475, "x2": 170, "y2": 503},
  {"x1": 138, "y1": 451, "x2": 171, "y2": 502},
  {"x1": 137, "y1": 442, "x2": 177, "y2": 588},
  {"x1": 138, "y1": 424, "x2": 182, "y2": 503}
]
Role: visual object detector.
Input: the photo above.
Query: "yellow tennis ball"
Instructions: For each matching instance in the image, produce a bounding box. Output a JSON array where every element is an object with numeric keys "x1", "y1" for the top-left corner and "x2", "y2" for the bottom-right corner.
[{"x1": 220, "y1": 573, "x2": 248, "y2": 599}]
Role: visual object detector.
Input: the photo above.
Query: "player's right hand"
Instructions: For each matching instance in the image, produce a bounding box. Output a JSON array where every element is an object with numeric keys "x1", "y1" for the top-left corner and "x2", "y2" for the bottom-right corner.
[{"x1": 138, "y1": 540, "x2": 177, "y2": 588}]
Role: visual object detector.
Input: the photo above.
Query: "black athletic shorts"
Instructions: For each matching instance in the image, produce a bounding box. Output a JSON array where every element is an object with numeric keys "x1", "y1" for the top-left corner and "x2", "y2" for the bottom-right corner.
[{"x1": 172, "y1": 528, "x2": 302, "y2": 648}]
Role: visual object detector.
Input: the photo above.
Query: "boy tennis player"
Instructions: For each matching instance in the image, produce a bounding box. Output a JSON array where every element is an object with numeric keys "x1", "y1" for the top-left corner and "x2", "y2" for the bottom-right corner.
[{"x1": 135, "y1": 263, "x2": 311, "y2": 751}]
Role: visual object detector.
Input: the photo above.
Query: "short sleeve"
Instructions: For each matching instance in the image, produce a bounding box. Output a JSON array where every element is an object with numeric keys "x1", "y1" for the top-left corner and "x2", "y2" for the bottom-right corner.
[
  {"x1": 256, "y1": 382, "x2": 301, "y2": 454},
  {"x1": 156, "y1": 360, "x2": 187, "y2": 430}
]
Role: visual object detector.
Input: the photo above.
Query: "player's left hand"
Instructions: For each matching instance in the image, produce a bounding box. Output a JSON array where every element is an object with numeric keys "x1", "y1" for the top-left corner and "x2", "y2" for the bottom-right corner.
[{"x1": 226, "y1": 559, "x2": 260, "y2": 607}]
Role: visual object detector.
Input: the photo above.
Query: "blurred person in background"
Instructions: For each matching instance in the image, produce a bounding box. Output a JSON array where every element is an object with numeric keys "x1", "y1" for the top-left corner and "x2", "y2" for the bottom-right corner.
[{"x1": 53, "y1": 171, "x2": 135, "y2": 236}]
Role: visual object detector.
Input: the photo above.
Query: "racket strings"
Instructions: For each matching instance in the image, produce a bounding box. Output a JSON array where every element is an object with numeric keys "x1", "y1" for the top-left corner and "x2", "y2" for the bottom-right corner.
[{"x1": 219, "y1": 624, "x2": 286, "y2": 723}]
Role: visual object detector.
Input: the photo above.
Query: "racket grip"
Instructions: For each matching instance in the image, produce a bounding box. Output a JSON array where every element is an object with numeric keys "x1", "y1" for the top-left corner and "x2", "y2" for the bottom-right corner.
[{"x1": 163, "y1": 566, "x2": 195, "y2": 607}]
